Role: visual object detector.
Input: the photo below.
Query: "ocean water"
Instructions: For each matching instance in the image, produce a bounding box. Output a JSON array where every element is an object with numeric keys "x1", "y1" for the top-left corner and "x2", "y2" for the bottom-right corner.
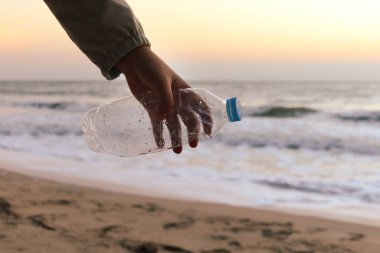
[{"x1": 1, "y1": 81, "x2": 380, "y2": 224}]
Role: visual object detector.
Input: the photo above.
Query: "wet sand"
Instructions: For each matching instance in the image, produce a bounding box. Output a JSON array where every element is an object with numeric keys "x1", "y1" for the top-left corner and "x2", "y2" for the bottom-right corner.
[{"x1": 0, "y1": 168, "x2": 379, "y2": 253}]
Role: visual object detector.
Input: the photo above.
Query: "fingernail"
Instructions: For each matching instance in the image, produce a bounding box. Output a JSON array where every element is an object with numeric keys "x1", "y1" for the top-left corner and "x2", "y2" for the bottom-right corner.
[
  {"x1": 189, "y1": 139, "x2": 198, "y2": 148},
  {"x1": 173, "y1": 146, "x2": 182, "y2": 154}
]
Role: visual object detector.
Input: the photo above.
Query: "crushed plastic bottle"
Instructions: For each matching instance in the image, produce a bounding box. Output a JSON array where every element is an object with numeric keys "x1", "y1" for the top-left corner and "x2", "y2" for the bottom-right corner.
[{"x1": 82, "y1": 88, "x2": 242, "y2": 157}]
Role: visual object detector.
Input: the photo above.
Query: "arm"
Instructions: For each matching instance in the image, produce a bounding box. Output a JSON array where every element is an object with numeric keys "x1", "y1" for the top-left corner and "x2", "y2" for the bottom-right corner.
[
  {"x1": 44, "y1": 0, "x2": 150, "y2": 80},
  {"x1": 44, "y1": 0, "x2": 212, "y2": 154}
]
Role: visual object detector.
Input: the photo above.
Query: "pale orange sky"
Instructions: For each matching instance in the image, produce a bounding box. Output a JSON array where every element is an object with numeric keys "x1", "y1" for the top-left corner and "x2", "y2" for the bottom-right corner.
[{"x1": 1, "y1": 0, "x2": 380, "y2": 80}]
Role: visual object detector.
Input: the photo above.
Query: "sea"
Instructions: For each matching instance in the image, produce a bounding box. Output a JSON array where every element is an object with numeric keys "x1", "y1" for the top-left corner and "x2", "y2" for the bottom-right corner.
[{"x1": 1, "y1": 80, "x2": 380, "y2": 225}]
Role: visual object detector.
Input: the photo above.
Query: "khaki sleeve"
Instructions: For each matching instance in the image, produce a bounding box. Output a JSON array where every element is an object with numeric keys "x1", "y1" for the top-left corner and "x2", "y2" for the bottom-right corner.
[{"x1": 44, "y1": 0, "x2": 150, "y2": 80}]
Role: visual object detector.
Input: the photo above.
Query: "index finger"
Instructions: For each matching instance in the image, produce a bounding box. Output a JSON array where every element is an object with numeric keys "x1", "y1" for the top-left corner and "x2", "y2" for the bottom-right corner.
[{"x1": 196, "y1": 98, "x2": 212, "y2": 136}]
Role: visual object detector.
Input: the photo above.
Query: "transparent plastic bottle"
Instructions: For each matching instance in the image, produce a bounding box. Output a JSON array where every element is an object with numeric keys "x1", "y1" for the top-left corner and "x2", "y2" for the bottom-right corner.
[{"x1": 82, "y1": 88, "x2": 242, "y2": 157}]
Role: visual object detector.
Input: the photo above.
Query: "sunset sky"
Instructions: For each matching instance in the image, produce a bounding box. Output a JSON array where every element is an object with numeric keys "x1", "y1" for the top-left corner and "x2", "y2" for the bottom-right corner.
[{"x1": 1, "y1": 0, "x2": 380, "y2": 80}]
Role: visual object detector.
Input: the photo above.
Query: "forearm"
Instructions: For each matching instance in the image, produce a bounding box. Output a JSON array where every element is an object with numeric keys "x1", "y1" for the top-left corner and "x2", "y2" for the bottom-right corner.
[{"x1": 44, "y1": 0, "x2": 150, "y2": 80}]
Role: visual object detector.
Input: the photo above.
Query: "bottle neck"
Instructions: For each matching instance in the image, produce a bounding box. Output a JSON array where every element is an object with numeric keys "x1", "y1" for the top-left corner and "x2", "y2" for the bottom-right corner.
[{"x1": 225, "y1": 97, "x2": 242, "y2": 122}]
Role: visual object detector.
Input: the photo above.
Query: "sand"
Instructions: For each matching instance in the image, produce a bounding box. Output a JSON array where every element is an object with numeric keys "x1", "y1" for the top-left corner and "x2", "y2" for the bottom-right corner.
[{"x1": 0, "y1": 168, "x2": 379, "y2": 253}]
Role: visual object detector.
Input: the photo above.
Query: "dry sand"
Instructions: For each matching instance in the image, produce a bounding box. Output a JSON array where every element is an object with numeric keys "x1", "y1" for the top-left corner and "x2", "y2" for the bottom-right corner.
[{"x1": 0, "y1": 168, "x2": 379, "y2": 253}]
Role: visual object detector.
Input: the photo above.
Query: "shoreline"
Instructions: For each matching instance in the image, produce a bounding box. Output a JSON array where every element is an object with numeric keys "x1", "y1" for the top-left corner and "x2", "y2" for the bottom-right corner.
[
  {"x1": 1, "y1": 148, "x2": 379, "y2": 229},
  {"x1": 1, "y1": 167, "x2": 380, "y2": 252}
]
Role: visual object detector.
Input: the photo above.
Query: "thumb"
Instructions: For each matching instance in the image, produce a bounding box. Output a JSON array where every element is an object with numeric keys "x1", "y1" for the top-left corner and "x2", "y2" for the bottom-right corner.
[{"x1": 156, "y1": 83, "x2": 174, "y2": 120}]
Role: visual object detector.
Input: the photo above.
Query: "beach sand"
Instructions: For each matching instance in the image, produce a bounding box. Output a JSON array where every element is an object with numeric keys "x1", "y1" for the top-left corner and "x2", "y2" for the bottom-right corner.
[{"x1": 0, "y1": 168, "x2": 379, "y2": 253}]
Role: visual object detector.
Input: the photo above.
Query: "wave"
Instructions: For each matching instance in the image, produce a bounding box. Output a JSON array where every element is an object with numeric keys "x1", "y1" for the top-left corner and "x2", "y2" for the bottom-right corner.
[
  {"x1": 2, "y1": 112, "x2": 379, "y2": 155},
  {"x1": 2, "y1": 99, "x2": 380, "y2": 156},
  {"x1": 14, "y1": 101, "x2": 95, "y2": 112},
  {"x1": 213, "y1": 116, "x2": 380, "y2": 156},
  {"x1": 245, "y1": 106, "x2": 318, "y2": 118},
  {"x1": 3, "y1": 124, "x2": 83, "y2": 137},
  {"x1": 26, "y1": 102, "x2": 70, "y2": 110},
  {"x1": 255, "y1": 179, "x2": 380, "y2": 204},
  {"x1": 0, "y1": 115, "x2": 83, "y2": 137},
  {"x1": 245, "y1": 106, "x2": 380, "y2": 125},
  {"x1": 216, "y1": 135, "x2": 380, "y2": 155},
  {"x1": 336, "y1": 112, "x2": 380, "y2": 122}
]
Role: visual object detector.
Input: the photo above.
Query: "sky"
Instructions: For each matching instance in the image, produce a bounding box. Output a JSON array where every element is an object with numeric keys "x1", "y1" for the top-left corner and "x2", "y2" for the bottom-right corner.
[{"x1": 1, "y1": 0, "x2": 380, "y2": 80}]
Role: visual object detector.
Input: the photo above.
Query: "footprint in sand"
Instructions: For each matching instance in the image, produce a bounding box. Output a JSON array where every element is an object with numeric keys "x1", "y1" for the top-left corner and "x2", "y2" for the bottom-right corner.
[
  {"x1": 28, "y1": 214, "x2": 56, "y2": 231},
  {"x1": 161, "y1": 244, "x2": 194, "y2": 253},
  {"x1": 209, "y1": 234, "x2": 243, "y2": 250},
  {"x1": 227, "y1": 240, "x2": 242, "y2": 250},
  {"x1": 261, "y1": 227, "x2": 294, "y2": 240},
  {"x1": 200, "y1": 249, "x2": 231, "y2": 253},
  {"x1": 45, "y1": 199, "x2": 76, "y2": 206},
  {"x1": 340, "y1": 233, "x2": 365, "y2": 242},
  {"x1": 132, "y1": 203, "x2": 164, "y2": 213},
  {"x1": 98, "y1": 224, "x2": 130, "y2": 238},
  {"x1": 163, "y1": 217, "x2": 195, "y2": 230},
  {"x1": 0, "y1": 197, "x2": 19, "y2": 218},
  {"x1": 209, "y1": 234, "x2": 229, "y2": 241},
  {"x1": 30, "y1": 199, "x2": 77, "y2": 207},
  {"x1": 306, "y1": 227, "x2": 327, "y2": 234},
  {"x1": 203, "y1": 216, "x2": 235, "y2": 227},
  {"x1": 119, "y1": 239, "x2": 194, "y2": 253},
  {"x1": 89, "y1": 200, "x2": 125, "y2": 213}
]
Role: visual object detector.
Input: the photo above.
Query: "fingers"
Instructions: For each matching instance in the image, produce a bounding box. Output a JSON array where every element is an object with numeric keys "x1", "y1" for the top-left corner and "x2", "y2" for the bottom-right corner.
[
  {"x1": 127, "y1": 74, "x2": 211, "y2": 152},
  {"x1": 180, "y1": 109, "x2": 200, "y2": 148},
  {"x1": 182, "y1": 90, "x2": 213, "y2": 137},
  {"x1": 149, "y1": 112, "x2": 165, "y2": 149},
  {"x1": 194, "y1": 96, "x2": 213, "y2": 136},
  {"x1": 197, "y1": 105, "x2": 213, "y2": 136},
  {"x1": 165, "y1": 114, "x2": 183, "y2": 154}
]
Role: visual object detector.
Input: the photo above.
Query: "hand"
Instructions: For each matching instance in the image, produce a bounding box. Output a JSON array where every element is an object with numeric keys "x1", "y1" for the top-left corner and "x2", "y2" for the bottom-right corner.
[{"x1": 116, "y1": 46, "x2": 212, "y2": 154}]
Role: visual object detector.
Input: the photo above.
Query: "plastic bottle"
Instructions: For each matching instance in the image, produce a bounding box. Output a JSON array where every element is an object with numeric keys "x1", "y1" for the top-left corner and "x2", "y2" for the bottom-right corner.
[{"x1": 82, "y1": 88, "x2": 242, "y2": 157}]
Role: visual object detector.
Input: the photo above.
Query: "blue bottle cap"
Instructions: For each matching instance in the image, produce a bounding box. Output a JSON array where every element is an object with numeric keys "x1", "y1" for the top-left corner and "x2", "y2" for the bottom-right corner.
[{"x1": 226, "y1": 97, "x2": 242, "y2": 122}]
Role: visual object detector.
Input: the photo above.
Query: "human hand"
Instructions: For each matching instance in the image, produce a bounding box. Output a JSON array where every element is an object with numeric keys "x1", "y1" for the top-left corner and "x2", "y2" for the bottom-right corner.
[{"x1": 116, "y1": 46, "x2": 212, "y2": 154}]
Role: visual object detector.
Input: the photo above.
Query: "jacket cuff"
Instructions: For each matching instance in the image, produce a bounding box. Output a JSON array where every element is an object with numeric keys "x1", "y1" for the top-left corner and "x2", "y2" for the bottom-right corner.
[{"x1": 98, "y1": 33, "x2": 151, "y2": 80}]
